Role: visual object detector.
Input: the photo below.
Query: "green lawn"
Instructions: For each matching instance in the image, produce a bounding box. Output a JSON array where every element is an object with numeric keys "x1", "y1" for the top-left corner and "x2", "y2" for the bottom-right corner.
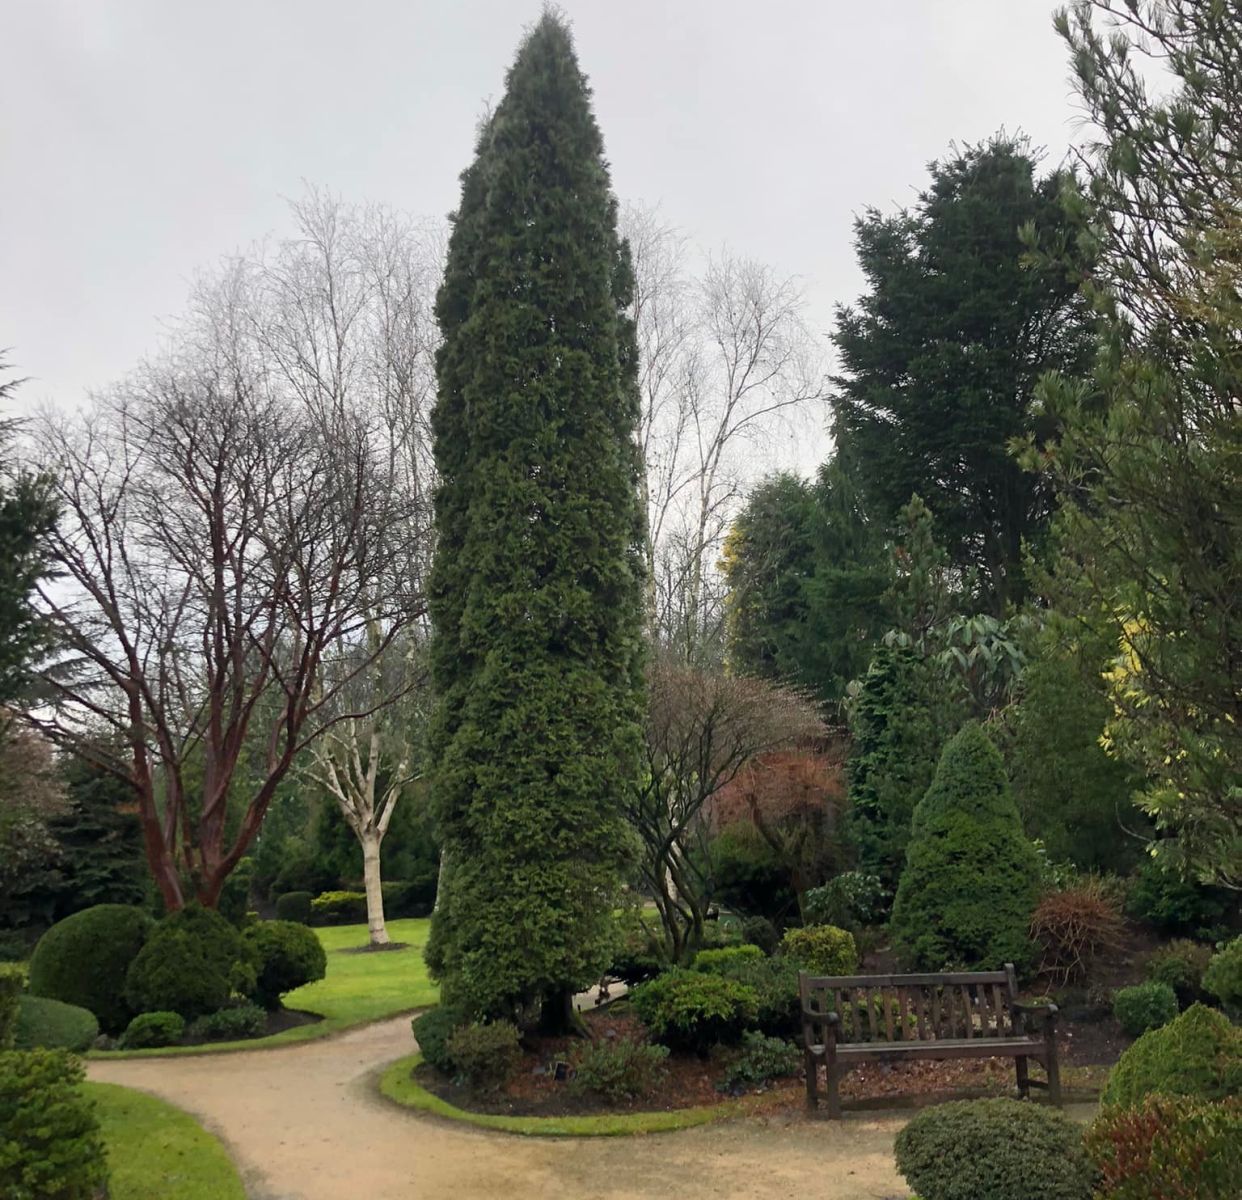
[
  {"x1": 96, "y1": 917, "x2": 437, "y2": 1057},
  {"x1": 86, "y1": 1082, "x2": 246, "y2": 1200}
]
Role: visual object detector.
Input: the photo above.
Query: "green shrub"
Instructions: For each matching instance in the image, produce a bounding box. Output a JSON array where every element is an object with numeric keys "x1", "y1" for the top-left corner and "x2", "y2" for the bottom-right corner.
[
  {"x1": 692, "y1": 944, "x2": 764, "y2": 973},
  {"x1": 607, "y1": 910, "x2": 667, "y2": 984},
  {"x1": 243, "y1": 920, "x2": 326, "y2": 1010},
  {"x1": 739, "y1": 915, "x2": 780, "y2": 956},
  {"x1": 711, "y1": 823, "x2": 797, "y2": 922},
  {"x1": 894, "y1": 1097, "x2": 1093, "y2": 1200},
  {"x1": 779, "y1": 924, "x2": 858, "y2": 975},
  {"x1": 1146, "y1": 939, "x2": 1212, "y2": 1008},
  {"x1": 125, "y1": 904, "x2": 255, "y2": 1021},
  {"x1": 697, "y1": 920, "x2": 743, "y2": 952},
  {"x1": 381, "y1": 878, "x2": 436, "y2": 919},
  {"x1": 802, "y1": 872, "x2": 888, "y2": 931},
  {"x1": 1125, "y1": 860, "x2": 1230, "y2": 938},
  {"x1": 1113, "y1": 981, "x2": 1179, "y2": 1037},
  {"x1": 720, "y1": 1030, "x2": 800, "y2": 1092},
  {"x1": 1101, "y1": 1003, "x2": 1242, "y2": 1108},
  {"x1": 186, "y1": 1002, "x2": 267, "y2": 1042},
  {"x1": 308, "y1": 890, "x2": 368, "y2": 926},
  {"x1": 630, "y1": 968, "x2": 757, "y2": 1056},
  {"x1": 0, "y1": 967, "x2": 20, "y2": 1049},
  {"x1": 714, "y1": 956, "x2": 800, "y2": 1036},
  {"x1": 1086, "y1": 1094, "x2": 1242, "y2": 1200},
  {"x1": 0, "y1": 1048, "x2": 108, "y2": 1200},
  {"x1": 412, "y1": 1006, "x2": 464, "y2": 1075},
  {"x1": 27, "y1": 903, "x2": 153, "y2": 1034},
  {"x1": 570, "y1": 1037, "x2": 669, "y2": 1102},
  {"x1": 274, "y1": 891, "x2": 313, "y2": 924},
  {"x1": 1202, "y1": 936, "x2": 1242, "y2": 1013},
  {"x1": 890, "y1": 724, "x2": 1041, "y2": 971},
  {"x1": 443, "y1": 1020, "x2": 522, "y2": 1090},
  {"x1": 118, "y1": 1011, "x2": 185, "y2": 1050},
  {"x1": 12, "y1": 996, "x2": 98, "y2": 1052}
]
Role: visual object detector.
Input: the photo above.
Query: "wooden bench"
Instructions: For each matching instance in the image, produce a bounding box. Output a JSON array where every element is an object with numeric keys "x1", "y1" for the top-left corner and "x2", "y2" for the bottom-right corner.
[{"x1": 799, "y1": 964, "x2": 1060, "y2": 1118}]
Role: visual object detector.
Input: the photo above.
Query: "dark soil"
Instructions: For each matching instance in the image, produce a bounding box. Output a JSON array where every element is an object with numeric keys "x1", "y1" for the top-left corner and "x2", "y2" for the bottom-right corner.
[{"x1": 336, "y1": 942, "x2": 411, "y2": 956}]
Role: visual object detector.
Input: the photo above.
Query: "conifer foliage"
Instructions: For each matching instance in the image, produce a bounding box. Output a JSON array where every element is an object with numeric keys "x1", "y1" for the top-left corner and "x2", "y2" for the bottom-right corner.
[
  {"x1": 890, "y1": 723, "x2": 1040, "y2": 971},
  {"x1": 425, "y1": 14, "x2": 646, "y2": 1025}
]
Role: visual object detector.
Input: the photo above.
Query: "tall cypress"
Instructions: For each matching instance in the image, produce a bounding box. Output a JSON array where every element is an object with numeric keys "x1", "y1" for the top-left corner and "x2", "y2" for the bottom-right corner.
[{"x1": 425, "y1": 14, "x2": 646, "y2": 1027}]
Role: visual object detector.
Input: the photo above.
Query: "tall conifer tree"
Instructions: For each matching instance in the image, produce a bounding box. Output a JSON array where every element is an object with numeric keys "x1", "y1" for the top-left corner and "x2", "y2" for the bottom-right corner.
[{"x1": 425, "y1": 13, "x2": 646, "y2": 1026}]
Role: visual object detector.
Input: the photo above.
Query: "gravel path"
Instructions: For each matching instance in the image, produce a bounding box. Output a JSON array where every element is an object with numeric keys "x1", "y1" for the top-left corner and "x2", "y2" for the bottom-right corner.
[{"x1": 88, "y1": 1015, "x2": 915, "y2": 1199}]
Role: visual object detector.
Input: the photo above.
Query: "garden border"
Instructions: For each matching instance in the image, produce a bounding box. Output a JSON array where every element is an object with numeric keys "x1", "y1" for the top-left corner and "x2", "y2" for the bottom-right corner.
[{"x1": 377, "y1": 1052, "x2": 768, "y2": 1137}]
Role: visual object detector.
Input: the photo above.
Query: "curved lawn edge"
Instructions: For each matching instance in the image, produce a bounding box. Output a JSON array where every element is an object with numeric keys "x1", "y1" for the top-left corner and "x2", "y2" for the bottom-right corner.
[
  {"x1": 378, "y1": 1052, "x2": 756, "y2": 1137},
  {"x1": 89, "y1": 1006, "x2": 427, "y2": 1060},
  {"x1": 85, "y1": 1081, "x2": 246, "y2": 1200}
]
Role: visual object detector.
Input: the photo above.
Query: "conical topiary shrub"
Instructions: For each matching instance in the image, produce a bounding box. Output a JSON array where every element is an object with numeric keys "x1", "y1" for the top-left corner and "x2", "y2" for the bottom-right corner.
[{"x1": 890, "y1": 723, "x2": 1040, "y2": 971}]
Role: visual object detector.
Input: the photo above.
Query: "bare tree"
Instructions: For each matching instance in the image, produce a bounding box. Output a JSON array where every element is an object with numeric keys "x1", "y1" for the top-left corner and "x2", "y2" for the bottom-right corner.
[
  {"x1": 621, "y1": 204, "x2": 826, "y2": 661},
  {"x1": 28, "y1": 193, "x2": 436, "y2": 911},
  {"x1": 625, "y1": 658, "x2": 826, "y2": 963}
]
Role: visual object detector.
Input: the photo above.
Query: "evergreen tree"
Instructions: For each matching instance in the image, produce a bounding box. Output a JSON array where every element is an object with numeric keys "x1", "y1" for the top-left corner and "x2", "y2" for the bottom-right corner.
[
  {"x1": 890, "y1": 723, "x2": 1040, "y2": 971},
  {"x1": 832, "y1": 137, "x2": 1096, "y2": 613},
  {"x1": 723, "y1": 440, "x2": 889, "y2": 716},
  {"x1": 0, "y1": 356, "x2": 58, "y2": 705},
  {"x1": 425, "y1": 14, "x2": 646, "y2": 1026}
]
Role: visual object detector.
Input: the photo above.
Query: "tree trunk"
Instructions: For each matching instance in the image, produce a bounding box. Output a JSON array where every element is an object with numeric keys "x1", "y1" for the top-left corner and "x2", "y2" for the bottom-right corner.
[
  {"x1": 361, "y1": 832, "x2": 389, "y2": 947},
  {"x1": 538, "y1": 985, "x2": 588, "y2": 1037}
]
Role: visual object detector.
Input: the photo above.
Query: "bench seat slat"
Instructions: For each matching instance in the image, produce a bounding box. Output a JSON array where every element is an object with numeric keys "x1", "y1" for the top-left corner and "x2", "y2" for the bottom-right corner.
[
  {"x1": 801, "y1": 970, "x2": 1009, "y2": 989},
  {"x1": 836, "y1": 1036, "x2": 1043, "y2": 1062}
]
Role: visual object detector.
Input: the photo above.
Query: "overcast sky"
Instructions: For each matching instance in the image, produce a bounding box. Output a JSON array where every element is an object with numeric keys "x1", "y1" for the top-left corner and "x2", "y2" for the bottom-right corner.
[{"x1": 2, "y1": 0, "x2": 1085, "y2": 431}]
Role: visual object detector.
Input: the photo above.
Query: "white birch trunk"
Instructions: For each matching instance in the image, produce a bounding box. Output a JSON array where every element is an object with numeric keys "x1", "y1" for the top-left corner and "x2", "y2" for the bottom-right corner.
[{"x1": 361, "y1": 829, "x2": 389, "y2": 946}]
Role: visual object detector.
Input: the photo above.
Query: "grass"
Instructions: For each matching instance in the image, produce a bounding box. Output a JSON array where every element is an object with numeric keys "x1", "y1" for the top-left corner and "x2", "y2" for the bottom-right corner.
[
  {"x1": 94, "y1": 917, "x2": 437, "y2": 1058},
  {"x1": 378, "y1": 1052, "x2": 761, "y2": 1137},
  {"x1": 85, "y1": 1082, "x2": 246, "y2": 1200}
]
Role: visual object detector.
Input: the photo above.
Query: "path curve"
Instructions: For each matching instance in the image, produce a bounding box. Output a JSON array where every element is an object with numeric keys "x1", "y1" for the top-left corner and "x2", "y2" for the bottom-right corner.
[{"x1": 89, "y1": 1015, "x2": 911, "y2": 1200}]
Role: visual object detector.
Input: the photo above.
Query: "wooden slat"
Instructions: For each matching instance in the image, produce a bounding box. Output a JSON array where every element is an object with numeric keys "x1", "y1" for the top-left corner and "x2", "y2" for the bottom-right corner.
[
  {"x1": 931, "y1": 987, "x2": 942, "y2": 1040},
  {"x1": 836, "y1": 1036, "x2": 1040, "y2": 1062},
  {"x1": 992, "y1": 984, "x2": 1006, "y2": 1036},
  {"x1": 883, "y1": 987, "x2": 895, "y2": 1041},
  {"x1": 960, "y1": 985, "x2": 973, "y2": 1037},
  {"x1": 915, "y1": 988, "x2": 930, "y2": 1040}
]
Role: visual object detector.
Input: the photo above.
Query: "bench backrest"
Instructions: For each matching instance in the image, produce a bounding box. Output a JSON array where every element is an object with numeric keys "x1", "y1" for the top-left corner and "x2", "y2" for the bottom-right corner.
[{"x1": 800, "y1": 965, "x2": 1021, "y2": 1044}]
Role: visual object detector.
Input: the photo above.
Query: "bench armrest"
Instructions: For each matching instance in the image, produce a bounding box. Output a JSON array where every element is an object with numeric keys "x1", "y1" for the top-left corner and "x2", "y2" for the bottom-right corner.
[
  {"x1": 801, "y1": 1009, "x2": 840, "y2": 1026},
  {"x1": 1012, "y1": 1002, "x2": 1058, "y2": 1030}
]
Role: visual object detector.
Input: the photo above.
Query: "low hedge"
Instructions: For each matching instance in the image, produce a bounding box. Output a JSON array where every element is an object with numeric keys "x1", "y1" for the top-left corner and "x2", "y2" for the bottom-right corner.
[
  {"x1": 443, "y1": 1020, "x2": 521, "y2": 1090},
  {"x1": 118, "y1": 1011, "x2": 185, "y2": 1050},
  {"x1": 779, "y1": 924, "x2": 858, "y2": 976},
  {"x1": 692, "y1": 944, "x2": 764, "y2": 973},
  {"x1": 13, "y1": 995, "x2": 99, "y2": 1052},
  {"x1": 894, "y1": 1097, "x2": 1093, "y2": 1200},
  {"x1": 0, "y1": 1048, "x2": 108, "y2": 1200},
  {"x1": 274, "y1": 891, "x2": 313, "y2": 925},
  {"x1": 187, "y1": 1002, "x2": 267, "y2": 1043},
  {"x1": 1113, "y1": 981, "x2": 1178, "y2": 1037},
  {"x1": 308, "y1": 891, "x2": 368, "y2": 926}
]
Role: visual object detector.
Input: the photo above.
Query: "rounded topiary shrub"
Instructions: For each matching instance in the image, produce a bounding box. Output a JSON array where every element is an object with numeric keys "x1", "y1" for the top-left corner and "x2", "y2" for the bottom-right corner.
[
  {"x1": 243, "y1": 920, "x2": 327, "y2": 1010},
  {"x1": 13, "y1": 996, "x2": 99, "y2": 1052},
  {"x1": 0, "y1": 1048, "x2": 108, "y2": 1200},
  {"x1": 186, "y1": 1002, "x2": 266, "y2": 1043},
  {"x1": 1113, "y1": 981, "x2": 1179, "y2": 1037},
  {"x1": 894, "y1": 1097, "x2": 1093, "y2": 1200},
  {"x1": 1203, "y1": 936, "x2": 1242, "y2": 1013},
  {"x1": 739, "y1": 915, "x2": 780, "y2": 956},
  {"x1": 630, "y1": 968, "x2": 758, "y2": 1056},
  {"x1": 274, "y1": 891, "x2": 313, "y2": 925},
  {"x1": 1086, "y1": 1094, "x2": 1242, "y2": 1200},
  {"x1": 1101, "y1": 1003, "x2": 1242, "y2": 1109},
  {"x1": 779, "y1": 925, "x2": 859, "y2": 975},
  {"x1": 443, "y1": 1019, "x2": 523, "y2": 1090},
  {"x1": 119, "y1": 1010, "x2": 185, "y2": 1050},
  {"x1": 27, "y1": 903, "x2": 153, "y2": 1034},
  {"x1": 412, "y1": 1006, "x2": 464, "y2": 1074},
  {"x1": 1146, "y1": 938, "x2": 1212, "y2": 1008},
  {"x1": 890, "y1": 724, "x2": 1040, "y2": 971},
  {"x1": 125, "y1": 904, "x2": 255, "y2": 1021}
]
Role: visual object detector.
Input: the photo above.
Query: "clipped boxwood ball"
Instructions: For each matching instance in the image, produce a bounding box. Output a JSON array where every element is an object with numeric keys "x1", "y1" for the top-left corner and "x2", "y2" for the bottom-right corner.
[
  {"x1": 13, "y1": 995, "x2": 99, "y2": 1052},
  {"x1": 894, "y1": 1097, "x2": 1093, "y2": 1200},
  {"x1": 27, "y1": 904, "x2": 153, "y2": 1034},
  {"x1": 1101, "y1": 1003, "x2": 1242, "y2": 1109},
  {"x1": 243, "y1": 920, "x2": 327, "y2": 1010},
  {"x1": 125, "y1": 904, "x2": 255, "y2": 1021}
]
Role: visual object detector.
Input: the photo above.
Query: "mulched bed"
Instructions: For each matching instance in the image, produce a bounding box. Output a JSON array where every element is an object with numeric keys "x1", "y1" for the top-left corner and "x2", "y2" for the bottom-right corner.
[{"x1": 413, "y1": 1000, "x2": 1121, "y2": 1120}]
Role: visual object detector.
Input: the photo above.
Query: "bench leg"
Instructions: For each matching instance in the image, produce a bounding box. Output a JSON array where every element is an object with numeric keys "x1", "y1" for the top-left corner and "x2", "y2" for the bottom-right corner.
[
  {"x1": 1045, "y1": 1036, "x2": 1062, "y2": 1108},
  {"x1": 1015, "y1": 1055, "x2": 1029, "y2": 1099},
  {"x1": 825, "y1": 1060, "x2": 842, "y2": 1120},
  {"x1": 804, "y1": 1051, "x2": 818, "y2": 1110}
]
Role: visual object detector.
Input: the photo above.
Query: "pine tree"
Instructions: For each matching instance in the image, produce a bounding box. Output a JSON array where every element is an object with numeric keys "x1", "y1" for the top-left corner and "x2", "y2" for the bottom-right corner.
[
  {"x1": 890, "y1": 723, "x2": 1040, "y2": 971},
  {"x1": 425, "y1": 14, "x2": 646, "y2": 1026}
]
